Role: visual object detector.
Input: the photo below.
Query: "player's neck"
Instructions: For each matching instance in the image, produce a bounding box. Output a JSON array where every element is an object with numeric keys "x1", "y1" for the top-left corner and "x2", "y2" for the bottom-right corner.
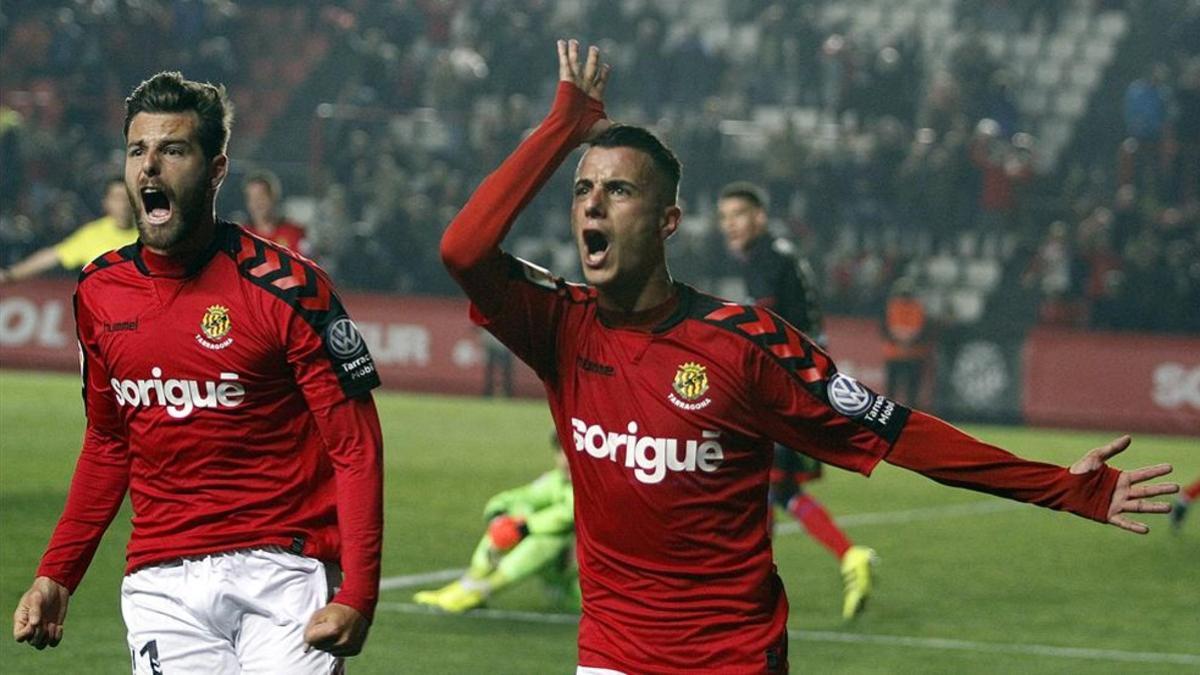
[
  {"x1": 143, "y1": 213, "x2": 219, "y2": 273},
  {"x1": 597, "y1": 268, "x2": 677, "y2": 317}
]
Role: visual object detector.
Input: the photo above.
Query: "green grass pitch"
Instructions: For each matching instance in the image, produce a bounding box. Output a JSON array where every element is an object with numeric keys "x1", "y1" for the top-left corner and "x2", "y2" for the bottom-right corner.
[{"x1": 1, "y1": 369, "x2": 1197, "y2": 673}]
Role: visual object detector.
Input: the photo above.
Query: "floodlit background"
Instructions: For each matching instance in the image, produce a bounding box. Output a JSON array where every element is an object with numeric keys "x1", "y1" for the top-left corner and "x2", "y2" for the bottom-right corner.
[{"x1": 1, "y1": 0, "x2": 1197, "y2": 673}]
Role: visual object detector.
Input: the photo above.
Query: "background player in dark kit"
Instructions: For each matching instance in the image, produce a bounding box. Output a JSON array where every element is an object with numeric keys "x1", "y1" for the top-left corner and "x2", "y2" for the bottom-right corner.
[{"x1": 718, "y1": 181, "x2": 877, "y2": 621}]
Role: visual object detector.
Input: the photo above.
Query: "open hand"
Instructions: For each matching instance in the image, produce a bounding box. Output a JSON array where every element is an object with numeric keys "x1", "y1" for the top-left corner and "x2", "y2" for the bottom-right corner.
[
  {"x1": 1069, "y1": 435, "x2": 1178, "y2": 534},
  {"x1": 557, "y1": 39, "x2": 611, "y2": 141}
]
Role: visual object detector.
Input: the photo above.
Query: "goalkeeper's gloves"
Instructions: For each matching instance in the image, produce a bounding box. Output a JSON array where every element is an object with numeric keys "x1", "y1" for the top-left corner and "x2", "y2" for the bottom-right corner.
[{"x1": 487, "y1": 515, "x2": 529, "y2": 551}]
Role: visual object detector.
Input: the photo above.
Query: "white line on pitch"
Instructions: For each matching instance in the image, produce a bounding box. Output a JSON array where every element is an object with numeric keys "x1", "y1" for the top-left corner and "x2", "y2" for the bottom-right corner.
[
  {"x1": 380, "y1": 568, "x2": 464, "y2": 591},
  {"x1": 380, "y1": 500, "x2": 1026, "y2": 590},
  {"x1": 376, "y1": 602, "x2": 1200, "y2": 666}
]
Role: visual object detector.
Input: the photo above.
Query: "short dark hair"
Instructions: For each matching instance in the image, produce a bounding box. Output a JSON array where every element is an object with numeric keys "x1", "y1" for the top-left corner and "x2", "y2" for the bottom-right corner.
[
  {"x1": 124, "y1": 71, "x2": 233, "y2": 160},
  {"x1": 719, "y1": 181, "x2": 769, "y2": 210},
  {"x1": 589, "y1": 125, "x2": 682, "y2": 205},
  {"x1": 244, "y1": 169, "x2": 282, "y2": 198}
]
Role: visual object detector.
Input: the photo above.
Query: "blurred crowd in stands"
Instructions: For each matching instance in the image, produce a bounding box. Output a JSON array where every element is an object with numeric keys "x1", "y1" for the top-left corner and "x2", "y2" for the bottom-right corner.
[{"x1": 1, "y1": 0, "x2": 1197, "y2": 334}]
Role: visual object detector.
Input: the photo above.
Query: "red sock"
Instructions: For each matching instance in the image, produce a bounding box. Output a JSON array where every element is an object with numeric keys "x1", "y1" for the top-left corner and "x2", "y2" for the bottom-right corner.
[
  {"x1": 1185, "y1": 479, "x2": 1200, "y2": 502},
  {"x1": 788, "y1": 494, "x2": 852, "y2": 560}
]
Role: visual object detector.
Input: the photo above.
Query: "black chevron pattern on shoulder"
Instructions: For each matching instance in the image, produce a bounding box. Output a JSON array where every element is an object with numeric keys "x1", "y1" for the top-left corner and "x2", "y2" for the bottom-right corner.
[
  {"x1": 78, "y1": 243, "x2": 140, "y2": 282},
  {"x1": 697, "y1": 299, "x2": 833, "y2": 394},
  {"x1": 230, "y1": 226, "x2": 333, "y2": 325}
]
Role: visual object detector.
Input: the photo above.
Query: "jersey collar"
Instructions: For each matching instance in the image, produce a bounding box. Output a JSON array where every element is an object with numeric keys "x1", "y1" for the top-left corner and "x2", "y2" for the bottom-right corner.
[
  {"x1": 596, "y1": 283, "x2": 693, "y2": 333},
  {"x1": 134, "y1": 220, "x2": 233, "y2": 278}
]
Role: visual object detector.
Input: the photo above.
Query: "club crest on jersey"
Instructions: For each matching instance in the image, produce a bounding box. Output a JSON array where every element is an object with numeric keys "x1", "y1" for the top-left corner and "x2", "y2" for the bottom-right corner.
[
  {"x1": 669, "y1": 361, "x2": 713, "y2": 411},
  {"x1": 195, "y1": 305, "x2": 234, "y2": 350}
]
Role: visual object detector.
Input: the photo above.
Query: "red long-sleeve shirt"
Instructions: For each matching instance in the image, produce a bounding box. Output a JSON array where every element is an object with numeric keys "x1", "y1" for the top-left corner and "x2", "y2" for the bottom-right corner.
[
  {"x1": 37, "y1": 221, "x2": 384, "y2": 620},
  {"x1": 442, "y1": 82, "x2": 1120, "y2": 673}
]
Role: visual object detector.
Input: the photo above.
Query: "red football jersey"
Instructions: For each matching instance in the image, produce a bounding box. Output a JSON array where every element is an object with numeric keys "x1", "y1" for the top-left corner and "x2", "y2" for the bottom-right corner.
[
  {"x1": 443, "y1": 82, "x2": 1121, "y2": 673},
  {"x1": 472, "y1": 257, "x2": 903, "y2": 671},
  {"x1": 36, "y1": 221, "x2": 384, "y2": 618}
]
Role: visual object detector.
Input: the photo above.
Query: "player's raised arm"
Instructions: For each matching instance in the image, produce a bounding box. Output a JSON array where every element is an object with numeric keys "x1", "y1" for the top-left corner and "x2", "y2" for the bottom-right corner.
[{"x1": 439, "y1": 40, "x2": 609, "y2": 306}]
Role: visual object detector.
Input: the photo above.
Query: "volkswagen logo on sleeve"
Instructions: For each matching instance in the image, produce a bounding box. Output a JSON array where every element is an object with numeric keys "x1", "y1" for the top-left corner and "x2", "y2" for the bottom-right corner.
[
  {"x1": 828, "y1": 373, "x2": 874, "y2": 417},
  {"x1": 326, "y1": 317, "x2": 366, "y2": 359}
]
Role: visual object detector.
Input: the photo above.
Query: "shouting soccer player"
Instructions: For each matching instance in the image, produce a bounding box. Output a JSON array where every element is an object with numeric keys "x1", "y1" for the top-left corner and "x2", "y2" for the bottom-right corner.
[
  {"x1": 441, "y1": 41, "x2": 1178, "y2": 674},
  {"x1": 718, "y1": 181, "x2": 876, "y2": 621},
  {"x1": 12, "y1": 72, "x2": 384, "y2": 673}
]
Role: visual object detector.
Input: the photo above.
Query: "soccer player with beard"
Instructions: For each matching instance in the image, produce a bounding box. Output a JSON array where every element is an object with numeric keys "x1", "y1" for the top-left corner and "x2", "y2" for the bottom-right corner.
[
  {"x1": 717, "y1": 181, "x2": 876, "y2": 621},
  {"x1": 12, "y1": 72, "x2": 384, "y2": 673},
  {"x1": 441, "y1": 41, "x2": 1178, "y2": 674}
]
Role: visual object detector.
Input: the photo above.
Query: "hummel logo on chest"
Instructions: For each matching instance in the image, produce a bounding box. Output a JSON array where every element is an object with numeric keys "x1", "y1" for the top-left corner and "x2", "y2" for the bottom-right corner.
[
  {"x1": 577, "y1": 355, "x2": 615, "y2": 376},
  {"x1": 105, "y1": 320, "x2": 138, "y2": 333}
]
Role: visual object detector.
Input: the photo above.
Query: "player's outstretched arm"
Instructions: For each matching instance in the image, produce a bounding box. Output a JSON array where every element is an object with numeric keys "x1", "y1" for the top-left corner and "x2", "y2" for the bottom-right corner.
[
  {"x1": 1069, "y1": 435, "x2": 1177, "y2": 534},
  {"x1": 884, "y1": 411, "x2": 1178, "y2": 532},
  {"x1": 0, "y1": 247, "x2": 61, "y2": 284},
  {"x1": 12, "y1": 576, "x2": 69, "y2": 649}
]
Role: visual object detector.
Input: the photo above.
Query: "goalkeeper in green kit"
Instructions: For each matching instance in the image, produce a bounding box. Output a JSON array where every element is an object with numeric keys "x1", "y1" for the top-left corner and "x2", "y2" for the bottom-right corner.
[{"x1": 415, "y1": 435, "x2": 577, "y2": 613}]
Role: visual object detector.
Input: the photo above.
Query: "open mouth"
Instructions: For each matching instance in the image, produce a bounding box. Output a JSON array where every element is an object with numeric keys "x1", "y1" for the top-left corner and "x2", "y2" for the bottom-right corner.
[
  {"x1": 140, "y1": 187, "x2": 173, "y2": 225},
  {"x1": 582, "y1": 229, "x2": 610, "y2": 268}
]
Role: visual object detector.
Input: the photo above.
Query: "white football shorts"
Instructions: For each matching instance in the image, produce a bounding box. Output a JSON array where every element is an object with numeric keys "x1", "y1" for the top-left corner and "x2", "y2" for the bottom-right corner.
[{"x1": 120, "y1": 547, "x2": 344, "y2": 674}]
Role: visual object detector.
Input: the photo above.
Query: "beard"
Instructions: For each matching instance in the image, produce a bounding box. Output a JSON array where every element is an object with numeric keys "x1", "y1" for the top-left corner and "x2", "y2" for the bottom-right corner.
[{"x1": 132, "y1": 182, "x2": 209, "y2": 253}]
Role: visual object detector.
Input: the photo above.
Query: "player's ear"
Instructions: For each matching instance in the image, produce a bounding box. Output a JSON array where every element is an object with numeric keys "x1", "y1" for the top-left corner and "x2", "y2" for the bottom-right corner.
[
  {"x1": 660, "y1": 204, "x2": 681, "y2": 241},
  {"x1": 208, "y1": 154, "x2": 229, "y2": 192}
]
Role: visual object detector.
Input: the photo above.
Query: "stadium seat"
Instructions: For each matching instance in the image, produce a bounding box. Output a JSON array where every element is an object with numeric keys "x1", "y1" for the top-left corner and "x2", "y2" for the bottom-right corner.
[
  {"x1": 1019, "y1": 86, "x2": 1052, "y2": 116},
  {"x1": 948, "y1": 287, "x2": 986, "y2": 324},
  {"x1": 890, "y1": 7, "x2": 917, "y2": 34},
  {"x1": 752, "y1": 106, "x2": 787, "y2": 134},
  {"x1": 1012, "y1": 34, "x2": 1042, "y2": 62},
  {"x1": 1067, "y1": 63, "x2": 1102, "y2": 91},
  {"x1": 917, "y1": 288, "x2": 948, "y2": 319},
  {"x1": 1097, "y1": 11, "x2": 1129, "y2": 40},
  {"x1": 963, "y1": 259, "x2": 1002, "y2": 292},
  {"x1": 1082, "y1": 39, "x2": 1116, "y2": 67},
  {"x1": 1055, "y1": 91, "x2": 1088, "y2": 121},
  {"x1": 1060, "y1": 9, "x2": 1093, "y2": 36},
  {"x1": 858, "y1": 5, "x2": 884, "y2": 33},
  {"x1": 1034, "y1": 60, "x2": 1064, "y2": 89},
  {"x1": 1046, "y1": 34, "x2": 1078, "y2": 63},
  {"x1": 983, "y1": 33, "x2": 1008, "y2": 60},
  {"x1": 925, "y1": 253, "x2": 960, "y2": 287},
  {"x1": 791, "y1": 108, "x2": 820, "y2": 134}
]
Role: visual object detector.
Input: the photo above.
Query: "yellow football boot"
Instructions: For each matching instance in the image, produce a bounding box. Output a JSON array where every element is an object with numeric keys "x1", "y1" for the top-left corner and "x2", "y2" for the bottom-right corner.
[{"x1": 840, "y1": 545, "x2": 877, "y2": 620}]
